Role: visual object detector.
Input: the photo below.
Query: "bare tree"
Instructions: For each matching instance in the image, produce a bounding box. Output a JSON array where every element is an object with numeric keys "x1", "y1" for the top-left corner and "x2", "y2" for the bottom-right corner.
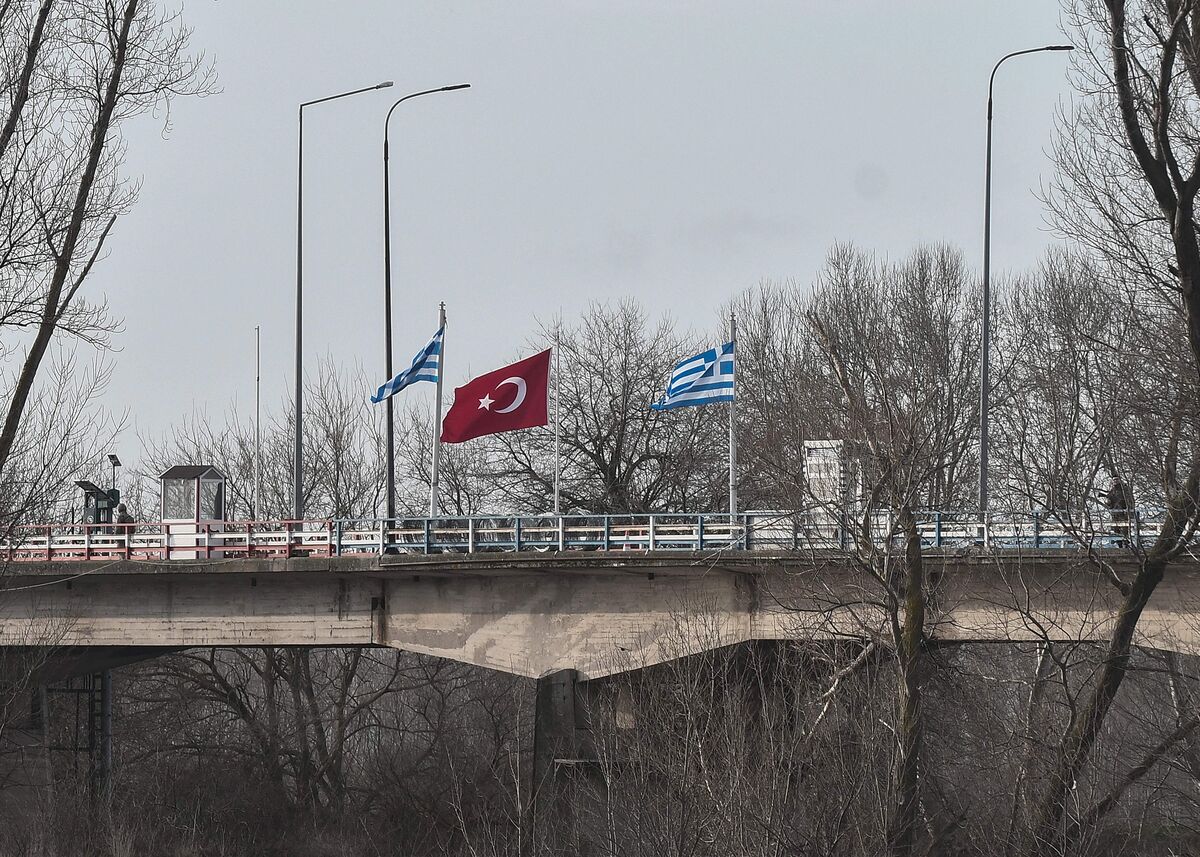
[
  {"x1": 1026, "y1": 2, "x2": 1200, "y2": 849},
  {"x1": 137, "y1": 357, "x2": 385, "y2": 521},
  {"x1": 121, "y1": 360, "x2": 537, "y2": 843},
  {"x1": 478, "y1": 301, "x2": 726, "y2": 515},
  {"x1": 395, "y1": 400, "x2": 498, "y2": 516},
  {"x1": 800, "y1": 243, "x2": 981, "y2": 856},
  {"x1": 991, "y1": 249, "x2": 1139, "y2": 519},
  {"x1": 0, "y1": 350, "x2": 120, "y2": 531},
  {"x1": 0, "y1": 0, "x2": 214, "y2": 482},
  {"x1": 731, "y1": 281, "x2": 827, "y2": 510}
]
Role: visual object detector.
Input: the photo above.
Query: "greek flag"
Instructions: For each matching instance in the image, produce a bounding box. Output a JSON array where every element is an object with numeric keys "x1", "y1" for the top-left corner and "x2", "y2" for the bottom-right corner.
[
  {"x1": 371, "y1": 326, "x2": 443, "y2": 403},
  {"x1": 651, "y1": 341, "x2": 735, "y2": 411}
]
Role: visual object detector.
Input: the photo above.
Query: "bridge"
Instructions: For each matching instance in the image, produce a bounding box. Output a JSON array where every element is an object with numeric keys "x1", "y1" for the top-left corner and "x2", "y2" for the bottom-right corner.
[
  {"x1": 2, "y1": 509, "x2": 1196, "y2": 815},
  {"x1": 1, "y1": 511, "x2": 1194, "y2": 680}
]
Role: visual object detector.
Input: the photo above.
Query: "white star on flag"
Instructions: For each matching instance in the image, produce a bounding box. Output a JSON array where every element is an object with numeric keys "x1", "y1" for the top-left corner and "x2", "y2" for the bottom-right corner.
[{"x1": 478, "y1": 393, "x2": 494, "y2": 410}]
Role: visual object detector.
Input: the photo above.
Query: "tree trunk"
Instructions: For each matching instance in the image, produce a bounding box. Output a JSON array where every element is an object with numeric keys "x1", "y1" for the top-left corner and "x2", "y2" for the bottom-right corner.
[
  {"x1": 887, "y1": 506, "x2": 926, "y2": 857},
  {"x1": 299, "y1": 652, "x2": 336, "y2": 808},
  {"x1": 0, "y1": 0, "x2": 138, "y2": 478},
  {"x1": 1028, "y1": 557, "x2": 1165, "y2": 853},
  {"x1": 1064, "y1": 711, "x2": 1200, "y2": 843},
  {"x1": 1023, "y1": 6, "x2": 1200, "y2": 843},
  {"x1": 0, "y1": 0, "x2": 52, "y2": 164},
  {"x1": 286, "y1": 649, "x2": 317, "y2": 811},
  {"x1": 1005, "y1": 643, "x2": 1054, "y2": 856},
  {"x1": 261, "y1": 648, "x2": 287, "y2": 797}
]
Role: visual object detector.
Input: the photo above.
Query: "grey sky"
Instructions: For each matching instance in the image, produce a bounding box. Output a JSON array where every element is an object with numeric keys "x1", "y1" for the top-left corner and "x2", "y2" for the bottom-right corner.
[{"x1": 90, "y1": 1, "x2": 1071, "y2": 453}]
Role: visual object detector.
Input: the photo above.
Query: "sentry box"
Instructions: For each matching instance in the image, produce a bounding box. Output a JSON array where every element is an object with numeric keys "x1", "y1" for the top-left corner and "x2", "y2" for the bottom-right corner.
[
  {"x1": 159, "y1": 465, "x2": 226, "y2": 558},
  {"x1": 160, "y1": 465, "x2": 226, "y2": 522}
]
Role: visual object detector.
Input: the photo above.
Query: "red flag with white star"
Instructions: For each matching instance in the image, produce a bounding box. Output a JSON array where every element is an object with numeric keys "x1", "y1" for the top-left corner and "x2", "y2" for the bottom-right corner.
[{"x1": 440, "y1": 349, "x2": 551, "y2": 443}]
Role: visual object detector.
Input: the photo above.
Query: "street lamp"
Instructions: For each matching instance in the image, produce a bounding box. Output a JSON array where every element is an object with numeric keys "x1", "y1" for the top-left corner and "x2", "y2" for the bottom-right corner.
[
  {"x1": 294, "y1": 80, "x2": 393, "y2": 521},
  {"x1": 979, "y1": 45, "x2": 1072, "y2": 517},
  {"x1": 107, "y1": 453, "x2": 121, "y2": 492},
  {"x1": 382, "y1": 83, "x2": 470, "y2": 522}
]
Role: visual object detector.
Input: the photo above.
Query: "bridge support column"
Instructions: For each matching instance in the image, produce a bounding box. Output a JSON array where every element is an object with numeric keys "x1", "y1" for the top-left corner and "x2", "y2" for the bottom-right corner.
[
  {"x1": 530, "y1": 669, "x2": 595, "y2": 853},
  {"x1": 532, "y1": 668, "x2": 577, "y2": 803}
]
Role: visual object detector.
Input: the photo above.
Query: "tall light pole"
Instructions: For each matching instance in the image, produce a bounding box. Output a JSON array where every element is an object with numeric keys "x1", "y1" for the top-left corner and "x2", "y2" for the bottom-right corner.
[
  {"x1": 382, "y1": 83, "x2": 470, "y2": 522},
  {"x1": 255, "y1": 325, "x2": 261, "y2": 520},
  {"x1": 979, "y1": 45, "x2": 1072, "y2": 517},
  {"x1": 295, "y1": 80, "x2": 393, "y2": 521}
]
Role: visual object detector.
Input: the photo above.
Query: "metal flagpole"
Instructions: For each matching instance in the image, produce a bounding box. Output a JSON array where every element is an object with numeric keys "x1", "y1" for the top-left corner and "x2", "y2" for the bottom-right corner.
[
  {"x1": 255, "y1": 326, "x2": 262, "y2": 520},
  {"x1": 429, "y1": 302, "x2": 446, "y2": 517},
  {"x1": 729, "y1": 310, "x2": 737, "y2": 520},
  {"x1": 553, "y1": 324, "x2": 561, "y2": 516}
]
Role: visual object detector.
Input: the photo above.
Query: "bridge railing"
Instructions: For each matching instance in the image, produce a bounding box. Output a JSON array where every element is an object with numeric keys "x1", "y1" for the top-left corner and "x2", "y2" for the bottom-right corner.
[{"x1": 0, "y1": 510, "x2": 1163, "y2": 563}]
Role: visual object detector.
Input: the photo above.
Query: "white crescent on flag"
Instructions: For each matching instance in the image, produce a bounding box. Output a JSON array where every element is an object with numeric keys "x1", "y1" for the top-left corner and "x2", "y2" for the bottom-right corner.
[
  {"x1": 440, "y1": 349, "x2": 550, "y2": 444},
  {"x1": 494, "y1": 377, "x2": 527, "y2": 413}
]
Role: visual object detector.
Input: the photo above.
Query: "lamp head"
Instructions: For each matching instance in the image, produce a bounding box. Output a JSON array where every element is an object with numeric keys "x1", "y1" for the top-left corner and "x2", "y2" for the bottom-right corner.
[
  {"x1": 1046, "y1": 44, "x2": 1074, "y2": 51},
  {"x1": 442, "y1": 83, "x2": 471, "y2": 91},
  {"x1": 376, "y1": 81, "x2": 395, "y2": 89}
]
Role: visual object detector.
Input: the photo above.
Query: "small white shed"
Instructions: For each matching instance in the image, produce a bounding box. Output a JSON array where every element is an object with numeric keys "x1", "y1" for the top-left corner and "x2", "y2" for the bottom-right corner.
[
  {"x1": 159, "y1": 465, "x2": 226, "y2": 523},
  {"x1": 159, "y1": 465, "x2": 226, "y2": 559}
]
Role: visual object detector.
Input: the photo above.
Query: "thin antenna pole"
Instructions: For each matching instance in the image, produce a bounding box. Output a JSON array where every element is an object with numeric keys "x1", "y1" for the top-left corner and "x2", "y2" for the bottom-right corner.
[
  {"x1": 255, "y1": 325, "x2": 262, "y2": 520},
  {"x1": 729, "y1": 310, "x2": 737, "y2": 520},
  {"x1": 553, "y1": 323, "x2": 561, "y2": 516},
  {"x1": 429, "y1": 302, "x2": 446, "y2": 517}
]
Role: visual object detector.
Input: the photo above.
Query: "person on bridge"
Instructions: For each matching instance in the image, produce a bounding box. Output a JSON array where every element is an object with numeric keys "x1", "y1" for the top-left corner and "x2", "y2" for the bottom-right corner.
[
  {"x1": 115, "y1": 503, "x2": 134, "y2": 540},
  {"x1": 1104, "y1": 472, "x2": 1134, "y2": 542}
]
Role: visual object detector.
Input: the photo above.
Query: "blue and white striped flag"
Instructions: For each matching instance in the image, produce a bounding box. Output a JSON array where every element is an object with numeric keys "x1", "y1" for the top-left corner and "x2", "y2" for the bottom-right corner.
[
  {"x1": 651, "y1": 341, "x2": 735, "y2": 411},
  {"x1": 371, "y1": 326, "x2": 444, "y2": 404}
]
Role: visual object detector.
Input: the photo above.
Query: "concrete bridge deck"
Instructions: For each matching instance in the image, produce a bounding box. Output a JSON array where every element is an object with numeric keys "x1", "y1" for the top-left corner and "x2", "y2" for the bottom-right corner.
[{"x1": 3, "y1": 548, "x2": 1197, "y2": 678}]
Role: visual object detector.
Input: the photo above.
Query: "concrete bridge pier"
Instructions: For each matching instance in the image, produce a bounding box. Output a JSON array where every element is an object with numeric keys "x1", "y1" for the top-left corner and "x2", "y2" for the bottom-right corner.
[
  {"x1": 530, "y1": 669, "x2": 602, "y2": 854},
  {"x1": 532, "y1": 669, "x2": 580, "y2": 798}
]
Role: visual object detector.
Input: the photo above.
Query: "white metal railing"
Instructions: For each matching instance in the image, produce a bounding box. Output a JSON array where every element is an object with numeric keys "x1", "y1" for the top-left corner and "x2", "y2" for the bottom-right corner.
[{"x1": 0, "y1": 510, "x2": 1164, "y2": 563}]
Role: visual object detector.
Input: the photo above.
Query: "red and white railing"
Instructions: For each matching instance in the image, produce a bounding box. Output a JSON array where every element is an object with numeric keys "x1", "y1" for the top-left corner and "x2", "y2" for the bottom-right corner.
[{"x1": 0, "y1": 510, "x2": 1166, "y2": 563}]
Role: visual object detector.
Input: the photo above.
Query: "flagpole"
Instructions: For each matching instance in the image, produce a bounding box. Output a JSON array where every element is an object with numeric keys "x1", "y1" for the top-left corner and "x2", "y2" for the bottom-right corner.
[
  {"x1": 429, "y1": 302, "x2": 446, "y2": 517},
  {"x1": 553, "y1": 324, "x2": 561, "y2": 516},
  {"x1": 255, "y1": 325, "x2": 261, "y2": 520},
  {"x1": 729, "y1": 310, "x2": 737, "y2": 521}
]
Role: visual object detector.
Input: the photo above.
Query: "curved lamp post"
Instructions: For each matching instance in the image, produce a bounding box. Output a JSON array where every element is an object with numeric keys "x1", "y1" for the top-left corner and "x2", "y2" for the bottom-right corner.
[
  {"x1": 382, "y1": 84, "x2": 470, "y2": 522},
  {"x1": 294, "y1": 80, "x2": 393, "y2": 521},
  {"x1": 979, "y1": 45, "x2": 1072, "y2": 517}
]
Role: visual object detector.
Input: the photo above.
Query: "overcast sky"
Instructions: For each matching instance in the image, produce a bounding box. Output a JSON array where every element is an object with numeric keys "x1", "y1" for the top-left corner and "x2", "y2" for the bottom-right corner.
[{"x1": 88, "y1": 1, "x2": 1073, "y2": 455}]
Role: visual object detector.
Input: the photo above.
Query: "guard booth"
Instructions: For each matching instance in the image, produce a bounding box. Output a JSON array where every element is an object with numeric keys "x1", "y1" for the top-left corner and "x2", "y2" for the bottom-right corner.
[
  {"x1": 159, "y1": 465, "x2": 226, "y2": 558},
  {"x1": 75, "y1": 481, "x2": 118, "y2": 526}
]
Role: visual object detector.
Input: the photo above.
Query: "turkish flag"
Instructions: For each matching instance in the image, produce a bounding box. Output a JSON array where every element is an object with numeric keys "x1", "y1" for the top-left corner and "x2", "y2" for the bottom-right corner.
[{"x1": 440, "y1": 349, "x2": 551, "y2": 443}]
